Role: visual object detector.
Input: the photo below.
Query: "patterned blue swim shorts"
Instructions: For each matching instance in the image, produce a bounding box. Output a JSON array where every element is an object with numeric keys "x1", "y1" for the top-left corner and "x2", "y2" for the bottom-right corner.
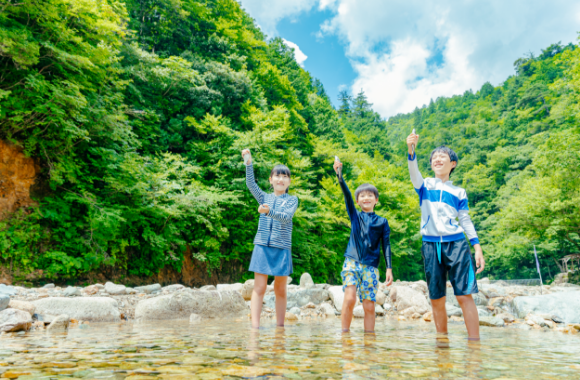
[{"x1": 341, "y1": 257, "x2": 379, "y2": 303}]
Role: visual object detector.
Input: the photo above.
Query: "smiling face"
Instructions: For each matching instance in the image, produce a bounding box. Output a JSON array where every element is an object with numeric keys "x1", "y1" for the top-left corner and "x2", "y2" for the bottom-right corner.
[
  {"x1": 356, "y1": 191, "x2": 378, "y2": 212},
  {"x1": 430, "y1": 151, "x2": 457, "y2": 179},
  {"x1": 269, "y1": 172, "x2": 290, "y2": 194}
]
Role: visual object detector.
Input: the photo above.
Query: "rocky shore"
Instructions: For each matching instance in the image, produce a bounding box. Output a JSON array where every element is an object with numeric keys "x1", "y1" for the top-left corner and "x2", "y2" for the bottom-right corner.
[{"x1": 1, "y1": 274, "x2": 580, "y2": 335}]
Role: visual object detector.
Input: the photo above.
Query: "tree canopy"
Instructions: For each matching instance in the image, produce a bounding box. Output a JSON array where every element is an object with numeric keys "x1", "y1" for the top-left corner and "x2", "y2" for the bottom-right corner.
[{"x1": 1, "y1": 0, "x2": 579, "y2": 284}]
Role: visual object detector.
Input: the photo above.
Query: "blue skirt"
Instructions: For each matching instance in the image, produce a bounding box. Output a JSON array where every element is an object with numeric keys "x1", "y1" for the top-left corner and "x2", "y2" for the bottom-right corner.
[{"x1": 249, "y1": 244, "x2": 293, "y2": 276}]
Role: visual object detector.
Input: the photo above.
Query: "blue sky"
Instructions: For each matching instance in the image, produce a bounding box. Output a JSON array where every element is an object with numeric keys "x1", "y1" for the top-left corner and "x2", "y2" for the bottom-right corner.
[{"x1": 239, "y1": 0, "x2": 580, "y2": 117}]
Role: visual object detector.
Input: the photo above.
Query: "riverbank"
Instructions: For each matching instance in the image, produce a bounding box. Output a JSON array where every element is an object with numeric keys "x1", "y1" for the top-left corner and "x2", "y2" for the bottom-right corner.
[{"x1": 1, "y1": 274, "x2": 580, "y2": 335}]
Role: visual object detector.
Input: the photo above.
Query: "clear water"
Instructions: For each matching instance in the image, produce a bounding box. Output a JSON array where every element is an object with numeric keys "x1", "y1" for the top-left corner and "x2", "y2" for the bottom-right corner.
[{"x1": 1, "y1": 318, "x2": 579, "y2": 379}]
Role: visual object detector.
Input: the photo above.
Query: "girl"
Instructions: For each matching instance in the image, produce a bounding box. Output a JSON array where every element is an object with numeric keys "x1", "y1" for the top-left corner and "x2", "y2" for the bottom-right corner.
[{"x1": 242, "y1": 148, "x2": 299, "y2": 328}]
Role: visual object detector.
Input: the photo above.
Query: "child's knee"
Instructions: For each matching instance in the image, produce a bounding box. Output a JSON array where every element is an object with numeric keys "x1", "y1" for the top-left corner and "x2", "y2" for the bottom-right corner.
[
  {"x1": 456, "y1": 294, "x2": 473, "y2": 306},
  {"x1": 343, "y1": 295, "x2": 357, "y2": 309},
  {"x1": 362, "y1": 301, "x2": 375, "y2": 314},
  {"x1": 274, "y1": 281, "x2": 287, "y2": 297},
  {"x1": 253, "y1": 283, "x2": 267, "y2": 297}
]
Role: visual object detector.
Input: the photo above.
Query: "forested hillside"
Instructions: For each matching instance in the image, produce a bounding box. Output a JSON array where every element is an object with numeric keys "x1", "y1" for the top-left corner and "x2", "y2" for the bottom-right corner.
[{"x1": 1, "y1": 0, "x2": 579, "y2": 285}]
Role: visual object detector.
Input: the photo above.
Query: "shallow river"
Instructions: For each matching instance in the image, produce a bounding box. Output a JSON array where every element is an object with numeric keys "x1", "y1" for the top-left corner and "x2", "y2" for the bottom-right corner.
[{"x1": 1, "y1": 318, "x2": 579, "y2": 379}]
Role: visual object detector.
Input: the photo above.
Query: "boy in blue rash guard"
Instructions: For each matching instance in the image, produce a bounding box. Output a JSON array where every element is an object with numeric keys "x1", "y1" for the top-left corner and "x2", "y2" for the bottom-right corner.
[
  {"x1": 406, "y1": 132, "x2": 485, "y2": 340},
  {"x1": 333, "y1": 159, "x2": 393, "y2": 334}
]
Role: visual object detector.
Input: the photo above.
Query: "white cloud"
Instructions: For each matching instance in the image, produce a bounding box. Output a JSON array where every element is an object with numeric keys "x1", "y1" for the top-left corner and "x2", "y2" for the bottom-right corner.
[
  {"x1": 320, "y1": 0, "x2": 580, "y2": 116},
  {"x1": 282, "y1": 39, "x2": 308, "y2": 67},
  {"x1": 237, "y1": 0, "x2": 318, "y2": 36}
]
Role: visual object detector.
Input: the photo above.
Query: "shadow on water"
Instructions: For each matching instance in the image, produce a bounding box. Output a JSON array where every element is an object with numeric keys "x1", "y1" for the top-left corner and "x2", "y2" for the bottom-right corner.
[{"x1": 0, "y1": 317, "x2": 579, "y2": 379}]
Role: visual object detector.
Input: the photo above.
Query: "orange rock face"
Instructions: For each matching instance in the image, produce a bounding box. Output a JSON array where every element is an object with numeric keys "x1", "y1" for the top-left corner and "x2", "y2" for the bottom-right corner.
[{"x1": 0, "y1": 140, "x2": 39, "y2": 218}]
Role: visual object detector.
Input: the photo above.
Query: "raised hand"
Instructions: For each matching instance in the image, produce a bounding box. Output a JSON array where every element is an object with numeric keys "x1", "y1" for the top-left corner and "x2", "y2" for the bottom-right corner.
[
  {"x1": 241, "y1": 149, "x2": 251, "y2": 165},
  {"x1": 333, "y1": 159, "x2": 343, "y2": 175},
  {"x1": 258, "y1": 204, "x2": 270, "y2": 214},
  {"x1": 406, "y1": 133, "x2": 419, "y2": 155}
]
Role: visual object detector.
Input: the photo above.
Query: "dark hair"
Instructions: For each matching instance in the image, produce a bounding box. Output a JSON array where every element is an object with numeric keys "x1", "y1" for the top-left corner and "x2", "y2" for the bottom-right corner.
[
  {"x1": 355, "y1": 184, "x2": 379, "y2": 202},
  {"x1": 429, "y1": 146, "x2": 459, "y2": 175},
  {"x1": 270, "y1": 164, "x2": 291, "y2": 194}
]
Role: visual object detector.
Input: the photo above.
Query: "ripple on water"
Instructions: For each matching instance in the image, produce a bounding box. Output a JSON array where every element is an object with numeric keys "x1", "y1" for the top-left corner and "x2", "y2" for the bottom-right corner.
[{"x1": 0, "y1": 318, "x2": 579, "y2": 379}]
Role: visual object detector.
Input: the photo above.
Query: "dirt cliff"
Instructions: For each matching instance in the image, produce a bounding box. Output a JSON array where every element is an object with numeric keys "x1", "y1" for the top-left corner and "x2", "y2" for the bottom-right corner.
[{"x1": 0, "y1": 140, "x2": 39, "y2": 219}]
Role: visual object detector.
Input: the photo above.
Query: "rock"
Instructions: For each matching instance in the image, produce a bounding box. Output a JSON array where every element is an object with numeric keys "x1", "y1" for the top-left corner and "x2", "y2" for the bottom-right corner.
[
  {"x1": 375, "y1": 305, "x2": 385, "y2": 316},
  {"x1": 390, "y1": 286, "x2": 430, "y2": 315},
  {"x1": 104, "y1": 282, "x2": 127, "y2": 295},
  {"x1": 479, "y1": 316, "x2": 505, "y2": 327},
  {"x1": 446, "y1": 287, "x2": 488, "y2": 306},
  {"x1": 134, "y1": 284, "x2": 162, "y2": 294},
  {"x1": 83, "y1": 285, "x2": 99, "y2": 295},
  {"x1": 449, "y1": 315, "x2": 464, "y2": 322},
  {"x1": 216, "y1": 283, "x2": 243, "y2": 292},
  {"x1": 496, "y1": 312, "x2": 515, "y2": 323},
  {"x1": 241, "y1": 280, "x2": 254, "y2": 301},
  {"x1": 513, "y1": 291, "x2": 580, "y2": 323},
  {"x1": 328, "y1": 286, "x2": 345, "y2": 311},
  {"x1": 63, "y1": 287, "x2": 81, "y2": 297},
  {"x1": 0, "y1": 294, "x2": 9, "y2": 311},
  {"x1": 200, "y1": 285, "x2": 216, "y2": 291},
  {"x1": 285, "y1": 312, "x2": 298, "y2": 321},
  {"x1": 488, "y1": 297, "x2": 506, "y2": 307},
  {"x1": 525, "y1": 314, "x2": 548, "y2": 327},
  {"x1": 0, "y1": 284, "x2": 16, "y2": 296},
  {"x1": 95, "y1": 284, "x2": 104, "y2": 289},
  {"x1": 264, "y1": 288, "x2": 330, "y2": 310},
  {"x1": 478, "y1": 277, "x2": 490, "y2": 285},
  {"x1": 289, "y1": 307, "x2": 301, "y2": 315},
  {"x1": 43, "y1": 284, "x2": 55, "y2": 289},
  {"x1": 7, "y1": 300, "x2": 35, "y2": 315},
  {"x1": 383, "y1": 303, "x2": 392, "y2": 311},
  {"x1": 517, "y1": 323, "x2": 532, "y2": 330},
  {"x1": 446, "y1": 304, "x2": 463, "y2": 317},
  {"x1": 300, "y1": 273, "x2": 314, "y2": 289},
  {"x1": 126, "y1": 287, "x2": 137, "y2": 294},
  {"x1": 0, "y1": 308, "x2": 32, "y2": 332},
  {"x1": 303, "y1": 302, "x2": 316, "y2": 309},
  {"x1": 477, "y1": 307, "x2": 491, "y2": 317},
  {"x1": 423, "y1": 311, "x2": 433, "y2": 322},
  {"x1": 163, "y1": 284, "x2": 185, "y2": 293},
  {"x1": 320, "y1": 303, "x2": 335, "y2": 317},
  {"x1": 353, "y1": 305, "x2": 365, "y2": 318},
  {"x1": 544, "y1": 320, "x2": 555, "y2": 329},
  {"x1": 189, "y1": 313, "x2": 202, "y2": 323},
  {"x1": 33, "y1": 297, "x2": 120, "y2": 322},
  {"x1": 47, "y1": 314, "x2": 70, "y2": 332},
  {"x1": 375, "y1": 290, "x2": 386, "y2": 306},
  {"x1": 135, "y1": 290, "x2": 247, "y2": 321}
]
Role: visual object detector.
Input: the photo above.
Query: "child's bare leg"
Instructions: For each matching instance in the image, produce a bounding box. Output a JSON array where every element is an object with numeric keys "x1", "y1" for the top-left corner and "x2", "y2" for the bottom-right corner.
[
  {"x1": 362, "y1": 300, "x2": 376, "y2": 333},
  {"x1": 250, "y1": 273, "x2": 268, "y2": 329},
  {"x1": 273, "y1": 276, "x2": 288, "y2": 326},
  {"x1": 456, "y1": 294, "x2": 480, "y2": 339},
  {"x1": 431, "y1": 296, "x2": 448, "y2": 334},
  {"x1": 341, "y1": 286, "x2": 357, "y2": 332}
]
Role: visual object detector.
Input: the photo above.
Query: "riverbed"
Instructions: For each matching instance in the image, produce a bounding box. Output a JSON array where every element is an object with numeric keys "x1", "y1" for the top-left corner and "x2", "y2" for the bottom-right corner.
[{"x1": 1, "y1": 317, "x2": 579, "y2": 379}]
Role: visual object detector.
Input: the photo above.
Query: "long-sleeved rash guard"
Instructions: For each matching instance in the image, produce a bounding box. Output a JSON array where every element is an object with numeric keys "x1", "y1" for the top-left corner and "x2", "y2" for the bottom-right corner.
[
  {"x1": 408, "y1": 152, "x2": 480, "y2": 245},
  {"x1": 338, "y1": 174, "x2": 392, "y2": 269}
]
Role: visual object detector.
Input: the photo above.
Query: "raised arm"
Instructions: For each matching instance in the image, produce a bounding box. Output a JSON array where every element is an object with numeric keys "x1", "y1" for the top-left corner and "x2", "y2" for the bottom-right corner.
[
  {"x1": 266, "y1": 196, "x2": 299, "y2": 225},
  {"x1": 406, "y1": 133, "x2": 424, "y2": 190},
  {"x1": 382, "y1": 221, "x2": 392, "y2": 269},
  {"x1": 337, "y1": 175, "x2": 358, "y2": 221},
  {"x1": 246, "y1": 163, "x2": 266, "y2": 204},
  {"x1": 457, "y1": 193, "x2": 480, "y2": 246}
]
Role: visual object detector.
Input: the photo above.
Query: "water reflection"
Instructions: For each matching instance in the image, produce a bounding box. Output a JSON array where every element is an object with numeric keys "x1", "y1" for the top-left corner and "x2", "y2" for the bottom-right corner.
[{"x1": 0, "y1": 318, "x2": 578, "y2": 379}]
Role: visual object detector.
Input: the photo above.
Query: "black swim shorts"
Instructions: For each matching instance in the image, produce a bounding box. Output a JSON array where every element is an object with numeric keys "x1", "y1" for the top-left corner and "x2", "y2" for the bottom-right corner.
[{"x1": 421, "y1": 238, "x2": 478, "y2": 300}]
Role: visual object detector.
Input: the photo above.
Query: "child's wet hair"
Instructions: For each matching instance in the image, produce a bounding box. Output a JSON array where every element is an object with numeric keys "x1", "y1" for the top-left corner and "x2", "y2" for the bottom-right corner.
[
  {"x1": 429, "y1": 146, "x2": 459, "y2": 175},
  {"x1": 355, "y1": 184, "x2": 379, "y2": 202},
  {"x1": 270, "y1": 164, "x2": 291, "y2": 193}
]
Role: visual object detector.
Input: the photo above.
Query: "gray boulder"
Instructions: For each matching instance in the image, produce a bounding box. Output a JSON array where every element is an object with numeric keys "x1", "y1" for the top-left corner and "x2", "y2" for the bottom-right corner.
[
  {"x1": 163, "y1": 284, "x2": 185, "y2": 293},
  {"x1": 300, "y1": 273, "x2": 314, "y2": 289},
  {"x1": 241, "y1": 280, "x2": 254, "y2": 301},
  {"x1": 134, "y1": 284, "x2": 162, "y2": 294},
  {"x1": 390, "y1": 286, "x2": 430, "y2": 315},
  {"x1": 263, "y1": 288, "x2": 329, "y2": 310},
  {"x1": 216, "y1": 283, "x2": 243, "y2": 292},
  {"x1": 47, "y1": 314, "x2": 70, "y2": 332},
  {"x1": 63, "y1": 287, "x2": 81, "y2": 297},
  {"x1": 135, "y1": 290, "x2": 247, "y2": 321},
  {"x1": 0, "y1": 284, "x2": 16, "y2": 296},
  {"x1": 512, "y1": 291, "x2": 580, "y2": 323},
  {"x1": 200, "y1": 285, "x2": 216, "y2": 291},
  {"x1": 0, "y1": 294, "x2": 9, "y2": 311},
  {"x1": 446, "y1": 304, "x2": 463, "y2": 317},
  {"x1": 43, "y1": 283, "x2": 55, "y2": 289},
  {"x1": 105, "y1": 282, "x2": 127, "y2": 295},
  {"x1": 289, "y1": 307, "x2": 301, "y2": 315},
  {"x1": 8, "y1": 300, "x2": 35, "y2": 315},
  {"x1": 446, "y1": 287, "x2": 488, "y2": 307},
  {"x1": 479, "y1": 316, "x2": 505, "y2": 327},
  {"x1": 33, "y1": 297, "x2": 120, "y2": 322},
  {"x1": 0, "y1": 308, "x2": 32, "y2": 332}
]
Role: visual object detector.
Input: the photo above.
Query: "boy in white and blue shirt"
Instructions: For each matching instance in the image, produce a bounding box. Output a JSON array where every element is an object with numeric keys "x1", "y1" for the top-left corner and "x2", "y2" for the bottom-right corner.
[{"x1": 407, "y1": 132, "x2": 485, "y2": 340}]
